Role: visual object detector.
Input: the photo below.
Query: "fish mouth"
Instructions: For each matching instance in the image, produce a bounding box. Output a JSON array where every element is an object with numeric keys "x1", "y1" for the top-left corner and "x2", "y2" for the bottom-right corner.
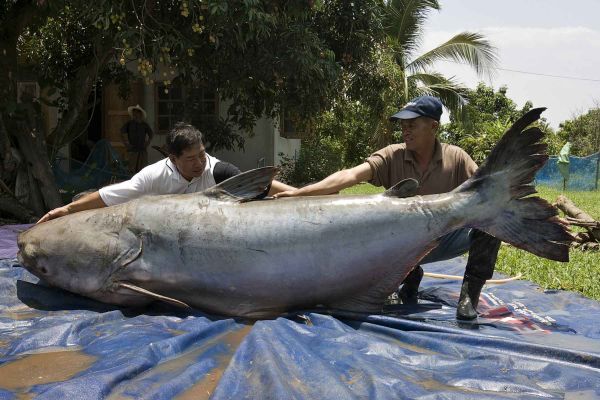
[
  {"x1": 16, "y1": 251, "x2": 26, "y2": 266},
  {"x1": 16, "y1": 250, "x2": 32, "y2": 270}
]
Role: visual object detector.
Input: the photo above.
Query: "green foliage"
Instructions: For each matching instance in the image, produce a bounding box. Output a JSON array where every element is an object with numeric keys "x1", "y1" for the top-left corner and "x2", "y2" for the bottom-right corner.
[
  {"x1": 557, "y1": 108, "x2": 600, "y2": 156},
  {"x1": 278, "y1": 99, "x2": 378, "y2": 186},
  {"x1": 277, "y1": 135, "x2": 345, "y2": 186},
  {"x1": 452, "y1": 119, "x2": 511, "y2": 164},
  {"x1": 12, "y1": 0, "x2": 388, "y2": 150},
  {"x1": 19, "y1": 5, "x2": 94, "y2": 85},
  {"x1": 442, "y1": 83, "x2": 562, "y2": 163},
  {"x1": 282, "y1": 1, "x2": 500, "y2": 185},
  {"x1": 317, "y1": 100, "x2": 377, "y2": 168}
]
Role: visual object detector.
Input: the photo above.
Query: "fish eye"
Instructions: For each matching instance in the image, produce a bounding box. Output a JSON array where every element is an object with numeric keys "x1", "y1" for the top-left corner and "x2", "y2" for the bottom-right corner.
[{"x1": 39, "y1": 266, "x2": 48, "y2": 274}]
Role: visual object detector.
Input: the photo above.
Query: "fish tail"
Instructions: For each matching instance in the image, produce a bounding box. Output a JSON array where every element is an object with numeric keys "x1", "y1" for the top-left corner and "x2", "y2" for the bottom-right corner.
[{"x1": 456, "y1": 107, "x2": 572, "y2": 262}]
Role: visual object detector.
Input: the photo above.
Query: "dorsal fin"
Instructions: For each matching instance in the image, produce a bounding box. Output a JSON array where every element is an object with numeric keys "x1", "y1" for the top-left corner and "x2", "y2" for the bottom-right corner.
[
  {"x1": 382, "y1": 178, "x2": 419, "y2": 198},
  {"x1": 203, "y1": 166, "x2": 278, "y2": 201}
]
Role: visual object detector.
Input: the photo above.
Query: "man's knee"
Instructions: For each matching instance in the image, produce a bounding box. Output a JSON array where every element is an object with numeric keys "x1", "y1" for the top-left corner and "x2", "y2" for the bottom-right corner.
[{"x1": 421, "y1": 228, "x2": 472, "y2": 265}]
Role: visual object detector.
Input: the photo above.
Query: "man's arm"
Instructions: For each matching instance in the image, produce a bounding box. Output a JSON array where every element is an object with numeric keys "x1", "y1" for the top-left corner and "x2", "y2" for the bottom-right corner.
[
  {"x1": 213, "y1": 161, "x2": 241, "y2": 184},
  {"x1": 268, "y1": 180, "x2": 296, "y2": 196},
  {"x1": 274, "y1": 162, "x2": 373, "y2": 197},
  {"x1": 37, "y1": 191, "x2": 107, "y2": 224}
]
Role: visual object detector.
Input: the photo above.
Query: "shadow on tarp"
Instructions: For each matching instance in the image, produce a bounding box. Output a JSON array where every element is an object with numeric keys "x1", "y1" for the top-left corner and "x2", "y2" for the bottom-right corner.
[
  {"x1": 2, "y1": 241, "x2": 600, "y2": 397},
  {"x1": 14, "y1": 279, "x2": 237, "y2": 322}
]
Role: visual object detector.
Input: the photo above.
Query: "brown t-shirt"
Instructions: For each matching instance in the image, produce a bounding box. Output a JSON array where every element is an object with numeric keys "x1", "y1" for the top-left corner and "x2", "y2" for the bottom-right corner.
[{"x1": 366, "y1": 139, "x2": 478, "y2": 195}]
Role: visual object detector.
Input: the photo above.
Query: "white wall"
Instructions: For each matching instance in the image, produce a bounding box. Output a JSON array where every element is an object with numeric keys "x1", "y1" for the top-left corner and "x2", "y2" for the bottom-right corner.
[
  {"x1": 273, "y1": 117, "x2": 301, "y2": 167},
  {"x1": 211, "y1": 101, "x2": 300, "y2": 171}
]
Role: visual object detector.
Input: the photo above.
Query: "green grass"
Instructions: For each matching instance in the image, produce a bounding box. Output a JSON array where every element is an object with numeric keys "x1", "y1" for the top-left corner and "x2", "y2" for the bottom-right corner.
[
  {"x1": 342, "y1": 183, "x2": 600, "y2": 301},
  {"x1": 340, "y1": 183, "x2": 385, "y2": 196}
]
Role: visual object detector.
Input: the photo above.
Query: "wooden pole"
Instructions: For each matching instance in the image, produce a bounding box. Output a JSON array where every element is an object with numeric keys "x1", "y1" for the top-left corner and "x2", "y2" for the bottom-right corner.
[{"x1": 595, "y1": 151, "x2": 599, "y2": 191}]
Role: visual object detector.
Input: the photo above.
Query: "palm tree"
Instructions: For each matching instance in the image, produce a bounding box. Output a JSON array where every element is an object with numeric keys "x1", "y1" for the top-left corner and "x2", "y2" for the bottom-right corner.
[{"x1": 384, "y1": 0, "x2": 498, "y2": 115}]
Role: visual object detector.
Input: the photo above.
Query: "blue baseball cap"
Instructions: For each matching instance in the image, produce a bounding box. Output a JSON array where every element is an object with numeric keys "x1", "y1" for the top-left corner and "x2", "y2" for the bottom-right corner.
[{"x1": 389, "y1": 96, "x2": 443, "y2": 121}]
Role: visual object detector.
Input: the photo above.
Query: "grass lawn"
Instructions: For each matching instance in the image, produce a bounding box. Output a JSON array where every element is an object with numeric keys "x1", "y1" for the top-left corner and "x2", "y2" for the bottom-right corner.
[{"x1": 341, "y1": 183, "x2": 600, "y2": 301}]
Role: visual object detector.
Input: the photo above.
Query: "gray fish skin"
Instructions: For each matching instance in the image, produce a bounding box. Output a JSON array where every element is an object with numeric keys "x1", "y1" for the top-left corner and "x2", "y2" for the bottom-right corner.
[{"x1": 17, "y1": 108, "x2": 571, "y2": 318}]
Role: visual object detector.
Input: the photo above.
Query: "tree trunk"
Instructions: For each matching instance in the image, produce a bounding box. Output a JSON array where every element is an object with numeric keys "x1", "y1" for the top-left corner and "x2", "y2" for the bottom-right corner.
[
  {"x1": 0, "y1": 192, "x2": 37, "y2": 223},
  {"x1": 556, "y1": 195, "x2": 600, "y2": 242},
  {"x1": 11, "y1": 103, "x2": 63, "y2": 210},
  {"x1": 0, "y1": 0, "x2": 58, "y2": 219}
]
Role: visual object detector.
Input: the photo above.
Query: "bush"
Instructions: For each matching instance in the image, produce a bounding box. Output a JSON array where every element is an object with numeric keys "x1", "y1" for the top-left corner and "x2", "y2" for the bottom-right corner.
[
  {"x1": 277, "y1": 99, "x2": 380, "y2": 186},
  {"x1": 277, "y1": 135, "x2": 345, "y2": 186}
]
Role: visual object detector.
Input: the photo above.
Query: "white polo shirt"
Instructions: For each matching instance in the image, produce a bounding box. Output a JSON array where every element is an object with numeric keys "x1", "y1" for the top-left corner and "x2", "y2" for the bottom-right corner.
[{"x1": 99, "y1": 153, "x2": 220, "y2": 206}]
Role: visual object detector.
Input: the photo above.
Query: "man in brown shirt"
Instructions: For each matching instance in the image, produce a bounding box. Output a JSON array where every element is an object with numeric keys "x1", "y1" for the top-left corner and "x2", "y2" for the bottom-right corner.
[{"x1": 276, "y1": 95, "x2": 501, "y2": 320}]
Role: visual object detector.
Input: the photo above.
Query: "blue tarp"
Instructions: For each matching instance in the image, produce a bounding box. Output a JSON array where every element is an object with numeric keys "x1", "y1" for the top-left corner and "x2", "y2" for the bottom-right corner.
[
  {"x1": 536, "y1": 153, "x2": 599, "y2": 191},
  {"x1": 1, "y1": 224, "x2": 600, "y2": 399}
]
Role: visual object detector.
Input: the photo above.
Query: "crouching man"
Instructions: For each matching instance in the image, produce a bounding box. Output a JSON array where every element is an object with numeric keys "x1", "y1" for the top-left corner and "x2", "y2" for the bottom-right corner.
[{"x1": 276, "y1": 96, "x2": 501, "y2": 320}]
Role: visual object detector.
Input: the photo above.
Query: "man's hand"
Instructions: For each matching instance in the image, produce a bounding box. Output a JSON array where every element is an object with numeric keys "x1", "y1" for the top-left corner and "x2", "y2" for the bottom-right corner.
[
  {"x1": 273, "y1": 189, "x2": 300, "y2": 198},
  {"x1": 37, "y1": 206, "x2": 70, "y2": 224}
]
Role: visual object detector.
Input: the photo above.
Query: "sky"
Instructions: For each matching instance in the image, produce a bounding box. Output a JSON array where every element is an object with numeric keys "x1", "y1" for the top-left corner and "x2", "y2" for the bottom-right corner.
[{"x1": 420, "y1": 0, "x2": 600, "y2": 129}]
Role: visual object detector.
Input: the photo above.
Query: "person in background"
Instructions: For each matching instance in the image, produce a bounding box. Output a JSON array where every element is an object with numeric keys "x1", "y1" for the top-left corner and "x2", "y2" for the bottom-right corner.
[
  {"x1": 275, "y1": 96, "x2": 501, "y2": 320},
  {"x1": 38, "y1": 122, "x2": 295, "y2": 224},
  {"x1": 121, "y1": 104, "x2": 154, "y2": 173}
]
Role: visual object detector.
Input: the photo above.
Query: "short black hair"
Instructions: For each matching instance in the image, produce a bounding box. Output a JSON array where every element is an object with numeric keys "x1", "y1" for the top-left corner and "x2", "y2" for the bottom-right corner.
[{"x1": 166, "y1": 122, "x2": 203, "y2": 157}]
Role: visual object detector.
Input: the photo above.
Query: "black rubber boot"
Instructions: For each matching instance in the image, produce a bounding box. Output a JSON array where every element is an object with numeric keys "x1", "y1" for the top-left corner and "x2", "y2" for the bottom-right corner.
[
  {"x1": 398, "y1": 265, "x2": 424, "y2": 305},
  {"x1": 456, "y1": 274, "x2": 486, "y2": 320},
  {"x1": 457, "y1": 230, "x2": 501, "y2": 320}
]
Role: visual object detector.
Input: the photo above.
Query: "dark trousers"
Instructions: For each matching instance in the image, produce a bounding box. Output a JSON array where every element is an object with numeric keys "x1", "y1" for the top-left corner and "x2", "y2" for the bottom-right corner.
[
  {"x1": 127, "y1": 149, "x2": 148, "y2": 173},
  {"x1": 420, "y1": 229, "x2": 501, "y2": 280}
]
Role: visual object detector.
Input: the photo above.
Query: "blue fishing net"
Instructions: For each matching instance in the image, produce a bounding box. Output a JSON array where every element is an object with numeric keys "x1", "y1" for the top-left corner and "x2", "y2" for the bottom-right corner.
[
  {"x1": 52, "y1": 139, "x2": 132, "y2": 201},
  {"x1": 535, "y1": 152, "x2": 600, "y2": 191}
]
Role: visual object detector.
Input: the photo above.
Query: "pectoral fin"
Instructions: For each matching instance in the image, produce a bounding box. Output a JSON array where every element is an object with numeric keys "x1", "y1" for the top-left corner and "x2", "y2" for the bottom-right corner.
[{"x1": 117, "y1": 282, "x2": 191, "y2": 309}]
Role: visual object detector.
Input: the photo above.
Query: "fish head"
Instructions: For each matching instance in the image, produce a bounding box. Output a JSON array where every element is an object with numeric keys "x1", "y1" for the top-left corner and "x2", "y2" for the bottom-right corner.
[{"x1": 17, "y1": 213, "x2": 121, "y2": 296}]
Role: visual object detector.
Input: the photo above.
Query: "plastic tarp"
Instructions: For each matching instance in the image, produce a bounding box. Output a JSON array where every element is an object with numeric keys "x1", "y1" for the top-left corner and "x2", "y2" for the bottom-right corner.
[{"x1": 1, "y1": 224, "x2": 600, "y2": 399}]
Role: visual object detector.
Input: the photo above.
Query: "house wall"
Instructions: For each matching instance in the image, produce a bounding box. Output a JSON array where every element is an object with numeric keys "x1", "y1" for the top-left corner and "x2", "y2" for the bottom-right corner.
[{"x1": 195, "y1": 99, "x2": 301, "y2": 172}]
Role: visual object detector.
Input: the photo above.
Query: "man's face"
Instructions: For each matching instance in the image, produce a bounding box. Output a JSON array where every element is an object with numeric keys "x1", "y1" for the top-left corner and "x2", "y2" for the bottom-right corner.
[
  {"x1": 399, "y1": 117, "x2": 438, "y2": 153},
  {"x1": 132, "y1": 109, "x2": 143, "y2": 121},
  {"x1": 170, "y1": 143, "x2": 207, "y2": 181}
]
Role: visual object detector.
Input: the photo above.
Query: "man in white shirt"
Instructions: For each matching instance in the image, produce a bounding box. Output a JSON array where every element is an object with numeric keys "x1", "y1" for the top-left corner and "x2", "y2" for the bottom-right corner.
[{"x1": 38, "y1": 123, "x2": 295, "y2": 223}]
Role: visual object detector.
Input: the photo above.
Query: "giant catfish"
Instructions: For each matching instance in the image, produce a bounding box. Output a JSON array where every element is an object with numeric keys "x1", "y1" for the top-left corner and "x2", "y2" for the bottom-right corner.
[{"x1": 17, "y1": 108, "x2": 571, "y2": 318}]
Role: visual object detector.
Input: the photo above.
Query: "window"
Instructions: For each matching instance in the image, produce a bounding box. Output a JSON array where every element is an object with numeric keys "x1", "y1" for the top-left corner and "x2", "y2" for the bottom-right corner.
[
  {"x1": 188, "y1": 86, "x2": 218, "y2": 129},
  {"x1": 157, "y1": 83, "x2": 184, "y2": 133},
  {"x1": 156, "y1": 81, "x2": 218, "y2": 133}
]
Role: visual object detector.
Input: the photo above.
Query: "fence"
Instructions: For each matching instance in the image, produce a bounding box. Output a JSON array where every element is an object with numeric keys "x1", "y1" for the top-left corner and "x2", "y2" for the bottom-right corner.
[{"x1": 535, "y1": 152, "x2": 600, "y2": 191}]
